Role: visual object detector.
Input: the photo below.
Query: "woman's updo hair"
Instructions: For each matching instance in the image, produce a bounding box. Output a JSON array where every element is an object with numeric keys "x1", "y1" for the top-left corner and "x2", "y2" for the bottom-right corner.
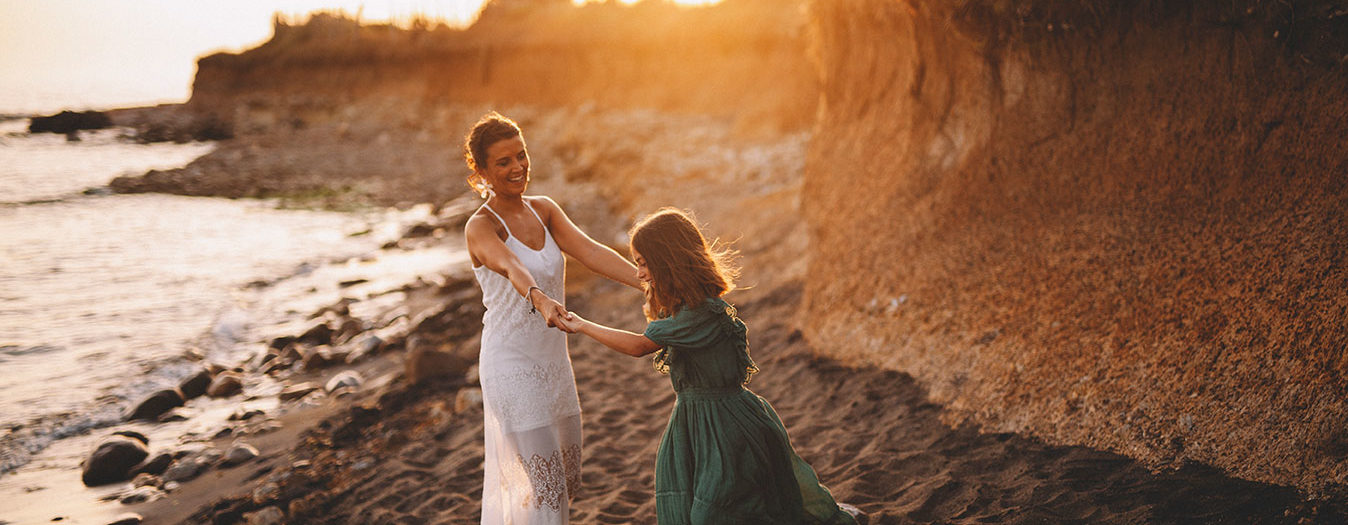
[{"x1": 463, "y1": 111, "x2": 522, "y2": 196}]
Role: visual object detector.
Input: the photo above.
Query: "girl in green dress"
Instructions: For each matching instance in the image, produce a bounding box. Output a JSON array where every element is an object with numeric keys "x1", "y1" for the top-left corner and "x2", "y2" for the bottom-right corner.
[{"x1": 560, "y1": 208, "x2": 861, "y2": 525}]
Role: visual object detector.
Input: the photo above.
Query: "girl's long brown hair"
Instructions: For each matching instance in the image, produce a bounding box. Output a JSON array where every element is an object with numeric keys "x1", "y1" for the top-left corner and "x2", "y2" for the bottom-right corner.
[{"x1": 630, "y1": 208, "x2": 739, "y2": 319}]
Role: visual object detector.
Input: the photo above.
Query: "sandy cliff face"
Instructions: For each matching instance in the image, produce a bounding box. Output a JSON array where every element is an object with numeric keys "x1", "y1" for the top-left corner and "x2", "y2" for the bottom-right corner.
[{"x1": 804, "y1": 0, "x2": 1348, "y2": 493}]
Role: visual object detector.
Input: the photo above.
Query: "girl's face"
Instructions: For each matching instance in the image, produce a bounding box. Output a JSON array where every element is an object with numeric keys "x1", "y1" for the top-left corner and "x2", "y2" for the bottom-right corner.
[
  {"x1": 631, "y1": 247, "x2": 652, "y2": 285},
  {"x1": 478, "y1": 135, "x2": 529, "y2": 196}
]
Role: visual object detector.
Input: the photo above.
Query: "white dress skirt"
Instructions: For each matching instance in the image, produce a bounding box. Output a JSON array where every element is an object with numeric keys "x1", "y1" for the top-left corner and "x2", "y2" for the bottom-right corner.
[{"x1": 472, "y1": 202, "x2": 582, "y2": 524}]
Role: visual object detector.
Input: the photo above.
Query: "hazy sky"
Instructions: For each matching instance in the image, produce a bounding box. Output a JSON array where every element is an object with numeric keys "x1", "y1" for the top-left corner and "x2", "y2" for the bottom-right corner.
[{"x1": 0, "y1": 0, "x2": 718, "y2": 114}]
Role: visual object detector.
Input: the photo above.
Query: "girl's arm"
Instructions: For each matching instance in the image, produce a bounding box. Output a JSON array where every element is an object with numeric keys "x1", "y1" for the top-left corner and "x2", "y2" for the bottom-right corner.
[
  {"x1": 532, "y1": 197, "x2": 642, "y2": 290},
  {"x1": 562, "y1": 312, "x2": 661, "y2": 357}
]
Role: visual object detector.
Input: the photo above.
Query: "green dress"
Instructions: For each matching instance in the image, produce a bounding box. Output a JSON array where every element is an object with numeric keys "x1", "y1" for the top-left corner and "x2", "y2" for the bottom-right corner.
[{"x1": 643, "y1": 297, "x2": 857, "y2": 525}]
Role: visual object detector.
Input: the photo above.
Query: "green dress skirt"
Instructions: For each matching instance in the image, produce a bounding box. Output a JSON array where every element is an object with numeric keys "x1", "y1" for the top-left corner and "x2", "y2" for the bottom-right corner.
[{"x1": 643, "y1": 297, "x2": 857, "y2": 525}]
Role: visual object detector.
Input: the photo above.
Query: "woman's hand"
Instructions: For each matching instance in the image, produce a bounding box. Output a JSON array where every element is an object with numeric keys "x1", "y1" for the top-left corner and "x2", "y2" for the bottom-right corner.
[
  {"x1": 556, "y1": 311, "x2": 585, "y2": 333},
  {"x1": 530, "y1": 290, "x2": 575, "y2": 332}
]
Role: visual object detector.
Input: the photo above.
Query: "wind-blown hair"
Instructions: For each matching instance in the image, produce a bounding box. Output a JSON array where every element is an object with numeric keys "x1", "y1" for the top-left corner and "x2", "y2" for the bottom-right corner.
[{"x1": 630, "y1": 208, "x2": 739, "y2": 320}]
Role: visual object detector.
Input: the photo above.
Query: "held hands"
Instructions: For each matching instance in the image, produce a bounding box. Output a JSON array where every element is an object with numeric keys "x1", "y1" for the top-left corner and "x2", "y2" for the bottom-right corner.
[
  {"x1": 555, "y1": 311, "x2": 585, "y2": 334},
  {"x1": 528, "y1": 288, "x2": 577, "y2": 333}
]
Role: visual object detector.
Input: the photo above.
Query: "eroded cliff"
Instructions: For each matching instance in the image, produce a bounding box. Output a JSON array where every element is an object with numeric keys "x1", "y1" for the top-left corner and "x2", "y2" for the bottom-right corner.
[{"x1": 804, "y1": 0, "x2": 1348, "y2": 493}]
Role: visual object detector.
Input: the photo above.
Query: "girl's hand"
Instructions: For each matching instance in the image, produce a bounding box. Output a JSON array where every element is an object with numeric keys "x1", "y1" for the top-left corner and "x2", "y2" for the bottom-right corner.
[{"x1": 557, "y1": 311, "x2": 585, "y2": 333}]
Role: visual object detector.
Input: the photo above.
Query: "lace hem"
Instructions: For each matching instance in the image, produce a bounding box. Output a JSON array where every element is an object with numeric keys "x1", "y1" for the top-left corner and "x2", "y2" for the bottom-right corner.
[{"x1": 505, "y1": 444, "x2": 582, "y2": 511}]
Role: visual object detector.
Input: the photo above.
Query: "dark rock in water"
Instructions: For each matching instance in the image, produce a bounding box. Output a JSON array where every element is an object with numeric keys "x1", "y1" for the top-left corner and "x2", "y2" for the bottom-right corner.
[
  {"x1": 112, "y1": 430, "x2": 149, "y2": 445},
  {"x1": 126, "y1": 389, "x2": 185, "y2": 421},
  {"x1": 207, "y1": 372, "x2": 244, "y2": 398},
  {"x1": 297, "y1": 323, "x2": 334, "y2": 346},
  {"x1": 133, "y1": 452, "x2": 173, "y2": 476},
  {"x1": 179, "y1": 369, "x2": 213, "y2": 399},
  {"x1": 82, "y1": 436, "x2": 149, "y2": 486},
  {"x1": 107, "y1": 513, "x2": 144, "y2": 525},
  {"x1": 28, "y1": 110, "x2": 111, "y2": 134},
  {"x1": 268, "y1": 336, "x2": 296, "y2": 351}
]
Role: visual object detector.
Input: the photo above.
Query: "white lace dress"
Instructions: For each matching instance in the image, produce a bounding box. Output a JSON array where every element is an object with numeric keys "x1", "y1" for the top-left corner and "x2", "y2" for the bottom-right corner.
[{"x1": 472, "y1": 202, "x2": 582, "y2": 524}]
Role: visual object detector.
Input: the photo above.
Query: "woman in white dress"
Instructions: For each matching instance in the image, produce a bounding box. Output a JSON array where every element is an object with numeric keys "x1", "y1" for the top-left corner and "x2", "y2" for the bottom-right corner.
[{"x1": 463, "y1": 112, "x2": 641, "y2": 524}]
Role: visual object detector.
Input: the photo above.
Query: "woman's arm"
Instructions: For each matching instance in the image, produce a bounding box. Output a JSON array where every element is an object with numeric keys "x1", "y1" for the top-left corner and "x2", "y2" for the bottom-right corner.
[
  {"x1": 532, "y1": 197, "x2": 641, "y2": 290},
  {"x1": 561, "y1": 312, "x2": 661, "y2": 357},
  {"x1": 465, "y1": 213, "x2": 572, "y2": 330}
]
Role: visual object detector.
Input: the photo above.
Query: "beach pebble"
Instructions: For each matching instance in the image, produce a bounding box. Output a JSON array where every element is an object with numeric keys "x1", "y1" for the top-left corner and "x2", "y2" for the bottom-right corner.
[
  {"x1": 243, "y1": 506, "x2": 285, "y2": 525},
  {"x1": 252, "y1": 481, "x2": 280, "y2": 505},
  {"x1": 229, "y1": 408, "x2": 266, "y2": 421},
  {"x1": 133, "y1": 452, "x2": 173, "y2": 476},
  {"x1": 106, "y1": 513, "x2": 144, "y2": 525},
  {"x1": 82, "y1": 436, "x2": 149, "y2": 486},
  {"x1": 162, "y1": 481, "x2": 180, "y2": 492},
  {"x1": 179, "y1": 368, "x2": 213, "y2": 399},
  {"x1": 280, "y1": 382, "x2": 320, "y2": 401},
  {"x1": 455, "y1": 388, "x2": 484, "y2": 412},
  {"x1": 346, "y1": 335, "x2": 383, "y2": 363},
  {"x1": 325, "y1": 370, "x2": 363, "y2": 393},
  {"x1": 131, "y1": 473, "x2": 160, "y2": 488},
  {"x1": 125, "y1": 388, "x2": 185, "y2": 421},
  {"x1": 162, "y1": 459, "x2": 205, "y2": 483},
  {"x1": 157, "y1": 409, "x2": 189, "y2": 423},
  {"x1": 207, "y1": 373, "x2": 244, "y2": 398},
  {"x1": 198, "y1": 447, "x2": 224, "y2": 464},
  {"x1": 223, "y1": 443, "x2": 260, "y2": 466},
  {"x1": 118, "y1": 486, "x2": 165, "y2": 504},
  {"x1": 298, "y1": 323, "x2": 334, "y2": 346}
]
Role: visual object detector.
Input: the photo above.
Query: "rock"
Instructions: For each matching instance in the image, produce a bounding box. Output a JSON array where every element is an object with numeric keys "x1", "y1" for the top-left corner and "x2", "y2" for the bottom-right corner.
[
  {"x1": 223, "y1": 443, "x2": 259, "y2": 466},
  {"x1": 198, "y1": 447, "x2": 224, "y2": 465},
  {"x1": 455, "y1": 388, "x2": 483, "y2": 412},
  {"x1": 82, "y1": 436, "x2": 150, "y2": 486},
  {"x1": 28, "y1": 110, "x2": 111, "y2": 134},
  {"x1": 179, "y1": 369, "x2": 213, "y2": 399},
  {"x1": 205, "y1": 362, "x2": 228, "y2": 375},
  {"x1": 118, "y1": 486, "x2": 165, "y2": 504},
  {"x1": 133, "y1": 452, "x2": 173, "y2": 476},
  {"x1": 131, "y1": 473, "x2": 160, "y2": 488},
  {"x1": 279, "y1": 343, "x2": 303, "y2": 364},
  {"x1": 268, "y1": 335, "x2": 296, "y2": 350},
  {"x1": 243, "y1": 506, "x2": 285, "y2": 525},
  {"x1": 279, "y1": 382, "x2": 320, "y2": 401},
  {"x1": 325, "y1": 370, "x2": 362, "y2": 393},
  {"x1": 107, "y1": 513, "x2": 144, "y2": 525},
  {"x1": 406, "y1": 340, "x2": 473, "y2": 385},
  {"x1": 162, "y1": 481, "x2": 180, "y2": 492},
  {"x1": 252, "y1": 481, "x2": 281, "y2": 505},
  {"x1": 345, "y1": 335, "x2": 383, "y2": 363},
  {"x1": 207, "y1": 373, "x2": 244, "y2": 398},
  {"x1": 111, "y1": 430, "x2": 149, "y2": 445},
  {"x1": 297, "y1": 323, "x2": 334, "y2": 346},
  {"x1": 157, "y1": 410, "x2": 189, "y2": 423},
  {"x1": 126, "y1": 388, "x2": 185, "y2": 421},
  {"x1": 301, "y1": 346, "x2": 332, "y2": 370},
  {"x1": 229, "y1": 408, "x2": 266, "y2": 421},
  {"x1": 161, "y1": 459, "x2": 204, "y2": 483},
  {"x1": 334, "y1": 317, "x2": 363, "y2": 344}
]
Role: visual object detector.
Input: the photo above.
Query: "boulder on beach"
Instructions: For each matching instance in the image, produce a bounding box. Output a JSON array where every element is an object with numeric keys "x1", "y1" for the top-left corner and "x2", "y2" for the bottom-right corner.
[
  {"x1": 405, "y1": 337, "x2": 473, "y2": 385},
  {"x1": 162, "y1": 458, "x2": 205, "y2": 483},
  {"x1": 82, "y1": 436, "x2": 149, "y2": 486},
  {"x1": 126, "y1": 388, "x2": 185, "y2": 421},
  {"x1": 207, "y1": 372, "x2": 244, "y2": 398},
  {"x1": 133, "y1": 452, "x2": 173, "y2": 476},
  {"x1": 179, "y1": 369, "x2": 213, "y2": 399}
]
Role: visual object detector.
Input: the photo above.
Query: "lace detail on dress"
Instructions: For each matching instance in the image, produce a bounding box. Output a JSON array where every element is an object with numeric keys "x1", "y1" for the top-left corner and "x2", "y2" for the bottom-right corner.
[
  {"x1": 485, "y1": 361, "x2": 581, "y2": 431},
  {"x1": 506, "y1": 444, "x2": 582, "y2": 511}
]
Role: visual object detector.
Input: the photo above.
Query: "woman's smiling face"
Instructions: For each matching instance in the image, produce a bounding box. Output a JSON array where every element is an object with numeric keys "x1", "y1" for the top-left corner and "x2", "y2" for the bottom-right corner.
[{"x1": 479, "y1": 135, "x2": 530, "y2": 196}]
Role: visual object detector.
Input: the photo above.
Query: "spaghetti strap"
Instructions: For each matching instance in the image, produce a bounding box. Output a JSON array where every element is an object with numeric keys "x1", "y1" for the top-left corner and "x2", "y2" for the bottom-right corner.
[
  {"x1": 480, "y1": 203, "x2": 515, "y2": 239},
  {"x1": 523, "y1": 199, "x2": 549, "y2": 233}
]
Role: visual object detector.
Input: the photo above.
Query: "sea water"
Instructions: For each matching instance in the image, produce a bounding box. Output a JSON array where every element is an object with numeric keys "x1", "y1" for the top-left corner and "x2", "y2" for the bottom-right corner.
[{"x1": 0, "y1": 119, "x2": 459, "y2": 479}]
